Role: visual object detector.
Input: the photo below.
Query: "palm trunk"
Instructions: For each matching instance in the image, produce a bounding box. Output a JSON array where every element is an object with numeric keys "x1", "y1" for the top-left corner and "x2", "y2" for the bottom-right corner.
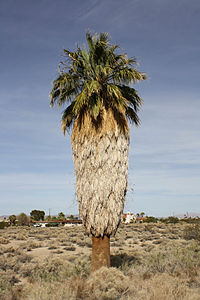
[{"x1": 91, "y1": 235, "x2": 110, "y2": 273}]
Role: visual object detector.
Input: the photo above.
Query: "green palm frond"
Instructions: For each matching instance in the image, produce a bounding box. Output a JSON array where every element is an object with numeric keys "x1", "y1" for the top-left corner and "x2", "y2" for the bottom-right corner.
[
  {"x1": 61, "y1": 101, "x2": 76, "y2": 135},
  {"x1": 50, "y1": 73, "x2": 81, "y2": 108},
  {"x1": 125, "y1": 106, "x2": 141, "y2": 126},
  {"x1": 89, "y1": 93, "x2": 102, "y2": 119},
  {"x1": 118, "y1": 85, "x2": 143, "y2": 110},
  {"x1": 50, "y1": 31, "x2": 146, "y2": 132}
]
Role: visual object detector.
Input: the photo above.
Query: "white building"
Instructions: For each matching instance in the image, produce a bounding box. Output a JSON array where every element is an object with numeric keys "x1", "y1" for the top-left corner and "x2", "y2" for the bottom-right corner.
[{"x1": 123, "y1": 212, "x2": 136, "y2": 224}]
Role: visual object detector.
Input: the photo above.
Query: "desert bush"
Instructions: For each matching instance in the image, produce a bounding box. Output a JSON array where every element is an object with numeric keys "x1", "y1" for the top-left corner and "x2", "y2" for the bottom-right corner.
[
  {"x1": 0, "y1": 270, "x2": 20, "y2": 300},
  {"x1": 144, "y1": 224, "x2": 155, "y2": 233},
  {"x1": 20, "y1": 262, "x2": 38, "y2": 278},
  {"x1": 152, "y1": 239, "x2": 163, "y2": 244},
  {"x1": 84, "y1": 237, "x2": 92, "y2": 248},
  {"x1": 31, "y1": 254, "x2": 90, "y2": 283},
  {"x1": 48, "y1": 245, "x2": 58, "y2": 250},
  {"x1": 144, "y1": 244, "x2": 155, "y2": 252},
  {"x1": 16, "y1": 231, "x2": 28, "y2": 240},
  {"x1": 17, "y1": 271, "x2": 200, "y2": 300},
  {"x1": 47, "y1": 240, "x2": 58, "y2": 249},
  {"x1": 183, "y1": 224, "x2": 200, "y2": 241},
  {"x1": 0, "y1": 237, "x2": 9, "y2": 244},
  {"x1": 137, "y1": 242, "x2": 200, "y2": 277},
  {"x1": 63, "y1": 246, "x2": 76, "y2": 251},
  {"x1": 0, "y1": 248, "x2": 32, "y2": 276},
  {"x1": 56, "y1": 233, "x2": 67, "y2": 242},
  {"x1": 19, "y1": 241, "x2": 43, "y2": 251},
  {"x1": 0, "y1": 222, "x2": 9, "y2": 229},
  {"x1": 45, "y1": 223, "x2": 59, "y2": 227},
  {"x1": 60, "y1": 241, "x2": 72, "y2": 247},
  {"x1": 22, "y1": 282, "x2": 73, "y2": 300},
  {"x1": 86, "y1": 267, "x2": 129, "y2": 300},
  {"x1": 52, "y1": 250, "x2": 63, "y2": 254},
  {"x1": 127, "y1": 273, "x2": 200, "y2": 300},
  {"x1": 70, "y1": 237, "x2": 80, "y2": 244},
  {"x1": 1, "y1": 222, "x2": 200, "y2": 299},
  {"x1": 31, "y1": 258, "x2": 73, "y2": 282},
  {"x1": 111, "y1": 253, "x2": 141, "y2": 272},
  {"x1": 75, "y1": 240, "x2": 85, "y2": 246}
]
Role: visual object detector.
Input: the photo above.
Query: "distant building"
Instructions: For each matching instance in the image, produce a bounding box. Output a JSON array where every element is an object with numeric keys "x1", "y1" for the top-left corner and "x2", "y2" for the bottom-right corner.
[
  {"x1": 0, "y1": 217, "x2": 9, "y2": 222},
  {"x1": 122, "y1": 212, "x2": 136, "y2": 224},
  {"x1": 31, "y1": 219, "x2": 82, "y2": 227}
]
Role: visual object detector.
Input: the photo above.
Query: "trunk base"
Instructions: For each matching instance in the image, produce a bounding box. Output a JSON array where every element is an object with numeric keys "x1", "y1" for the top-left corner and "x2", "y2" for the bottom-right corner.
[{"x1": 91, "y1": 235, "x2": 110, "y2": 273}]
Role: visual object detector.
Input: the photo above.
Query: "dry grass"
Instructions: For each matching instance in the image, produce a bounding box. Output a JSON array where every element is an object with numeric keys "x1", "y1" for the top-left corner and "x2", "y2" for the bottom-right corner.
[{"x1": 0, "y1": 223, "x2": 200, "y2": 299}]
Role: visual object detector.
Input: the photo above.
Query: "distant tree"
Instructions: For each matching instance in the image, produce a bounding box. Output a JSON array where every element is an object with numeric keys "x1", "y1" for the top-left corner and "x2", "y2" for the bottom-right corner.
[
  {"x1": 166, "y1": 216, "x2": 179, "y2": 224},
  {"x1": 9, "y1": 215, "x2": 16, "y2": 225},
  {"x1": 159, "y1": 218, "x2": 166, "y2": 223},
  {"x1": 30, "y1": 210, "x2": 45, "y2": 221},
  {"x1": 67, "y1": 214, "x2": 74, "y2": 220},
  {"x1": 140, "y1": 212, "x2": 145, "y2": 218},
  {"x1": 180, "y1": 217, "x2": 200, "y2": 224},
  {"x1": 17, "y1": 213, "x2": 29, "y2": 226},
  {"x1": 145, "y1": 216, "x2": 158, "y2": 223},
  {"x1": 58, "y1": 212, "x2": 66, "y2": 220}
]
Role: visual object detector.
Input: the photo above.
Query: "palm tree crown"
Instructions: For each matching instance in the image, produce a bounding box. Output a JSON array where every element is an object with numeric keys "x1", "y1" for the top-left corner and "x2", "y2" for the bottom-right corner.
[{"x1": 50, "y1": 32, "x2": 146, "y2": 134}]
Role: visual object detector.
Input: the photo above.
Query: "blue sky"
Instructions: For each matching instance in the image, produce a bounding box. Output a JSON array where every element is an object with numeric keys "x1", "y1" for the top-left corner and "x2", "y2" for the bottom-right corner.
[{"x1": 0, "y1": 0, "x2": 200, "y2": 217}]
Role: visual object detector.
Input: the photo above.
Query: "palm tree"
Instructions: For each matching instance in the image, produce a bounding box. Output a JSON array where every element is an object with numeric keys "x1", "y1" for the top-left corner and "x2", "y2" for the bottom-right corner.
[{"x1": 50, "y1": 32, "x2": 146, "y2": 272}]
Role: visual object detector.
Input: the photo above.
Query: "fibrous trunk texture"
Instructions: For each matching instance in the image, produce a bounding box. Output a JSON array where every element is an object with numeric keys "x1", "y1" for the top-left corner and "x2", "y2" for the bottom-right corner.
[
  {"x1": 91, "y1": 235, "x2": 110, "y2": 272},
  {"x1": 71, "y1": 109, "x2": 129, "y2": 237}
]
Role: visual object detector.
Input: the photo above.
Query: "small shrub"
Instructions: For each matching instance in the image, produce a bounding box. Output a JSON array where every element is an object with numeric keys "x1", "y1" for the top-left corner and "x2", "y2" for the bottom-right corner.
[
  {"x1": 183, "y1": 224, "x2": 200, "y2": 241},
  {"x1": 0, "y1": 238, "x2": 9, "y2": 244},
  {"x1": 16, "y1": 231, "x2": 28, "y2": 240},
  {"x1": 144, "y1": 224, "x2": 155, "y2": 233},
  {"x1": 20, "y1": 262, "x2": 37, "y2": 277},
  {"x1": 63, "y1": 246, "x2": 76, "y2": 251},
  {"x1": 86, "y1": 267, "x2": 129, "y2": 300},
  {"x1": 53, "y1": 250, "x2": 64, "y2": 254},
  {"x1": 152, "y1": 239, "x2": 163, "y2": 244},
  {"x1": 57, "y1": 233, "x2": 67, "y2": 242},
  {"x1": 48, "y1": 246, "x2": 57, "y2": 250},
  {"x1": 0, "y1": 222, "x2": 9, "y2": 229},
  {"x1": 76, "y1": 240, "x2": 85, "y2": 246}
]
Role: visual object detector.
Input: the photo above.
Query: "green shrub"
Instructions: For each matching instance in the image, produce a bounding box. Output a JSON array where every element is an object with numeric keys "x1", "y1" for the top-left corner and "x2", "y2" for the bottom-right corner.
[
  {"x1": 0, "y1": 222, "x2": 9, "y2": 229},
  {"x1": 144, "y1": 216, "x2": 158, "y2": 223},
  {"x1": 46, "y1": 223, "x2": 59, "y2": 227},
  {"x1": 166, "y1": 216, "x2": 179, "y2": 224}
]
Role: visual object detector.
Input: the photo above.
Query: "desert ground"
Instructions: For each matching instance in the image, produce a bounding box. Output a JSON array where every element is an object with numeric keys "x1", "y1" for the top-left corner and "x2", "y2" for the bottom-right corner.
[{"x1": 0, "y1": 223, "x2": 200, "y2": 300}]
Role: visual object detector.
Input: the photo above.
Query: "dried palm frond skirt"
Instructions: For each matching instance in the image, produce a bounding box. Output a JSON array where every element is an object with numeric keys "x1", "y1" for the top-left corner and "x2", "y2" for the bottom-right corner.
[{"x1": 72, "y1": 109, "x2": 130, "y2": 237}]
